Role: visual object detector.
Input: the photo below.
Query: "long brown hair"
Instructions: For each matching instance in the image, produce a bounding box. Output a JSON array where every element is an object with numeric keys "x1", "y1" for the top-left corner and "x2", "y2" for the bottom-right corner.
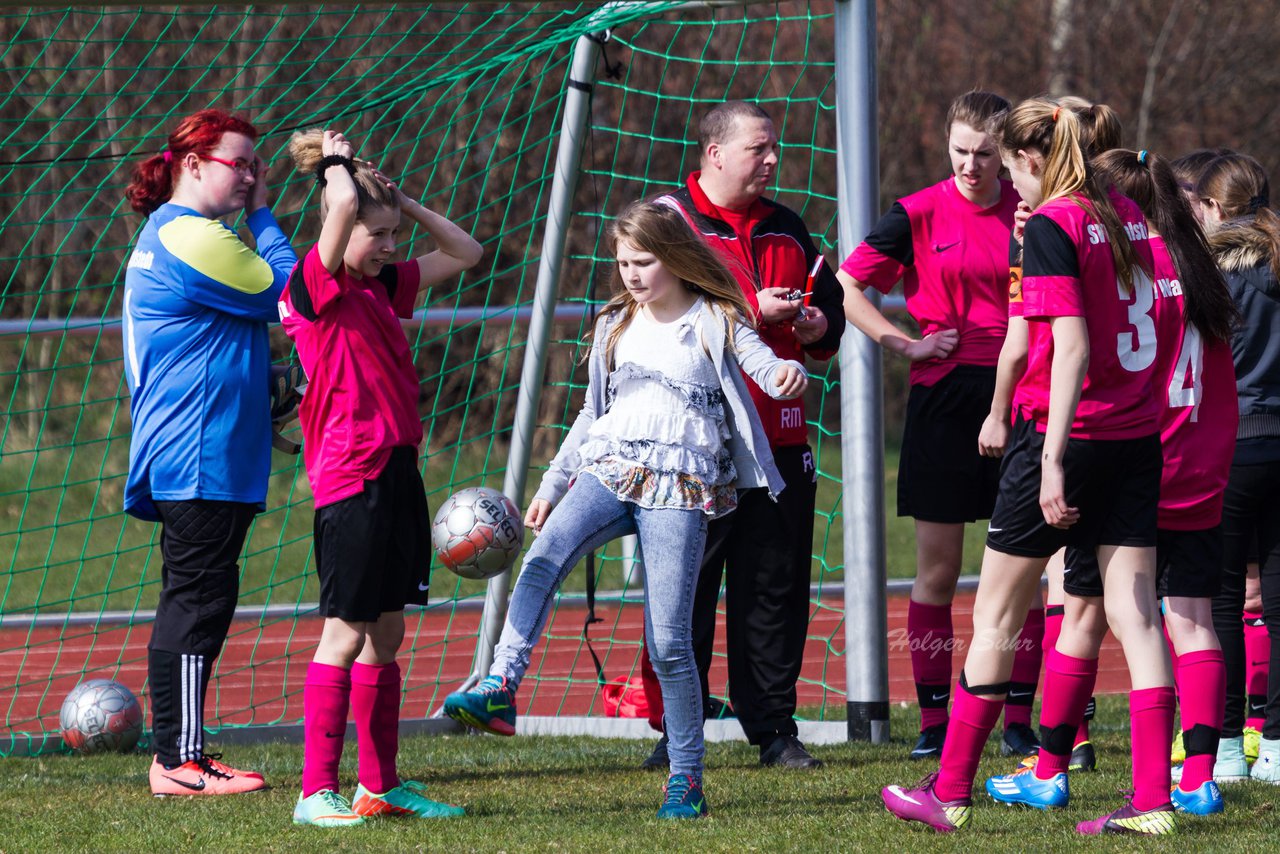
[
  {"x1": 594, "y1": 200, "x2": 754, "y2": 366},
  {"x1": 287, "y1": 128, "x2": 399, "y2": 221},
  {"x1": 1094, "y1": 149, "x2": 1237, "y2": 345},
  {"x1": 992, "y1": 96, "x2": 1146, "y2": 291},
  {"x1": 1197, "y1": 152, "x2": 1280, "y2": 282}
]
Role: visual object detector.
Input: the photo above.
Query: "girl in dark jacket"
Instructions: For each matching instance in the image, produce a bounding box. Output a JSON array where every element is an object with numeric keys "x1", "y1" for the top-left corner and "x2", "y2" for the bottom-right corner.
[{"x1": 1197, "y1": 153, "x2": 1280, "y2": 783}]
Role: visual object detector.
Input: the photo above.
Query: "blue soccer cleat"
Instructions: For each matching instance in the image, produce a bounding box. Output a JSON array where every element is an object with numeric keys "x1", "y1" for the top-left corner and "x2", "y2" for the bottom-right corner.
[
  {"x1": 1171, "y1": 780, "x2": 1224, "y2": 815},
  {"x1": 443, "y1": 675, "x2": 517, "y2": 736},
  {"x1": 657, "y1": 773, "x2": 709, "y2": 819},
  {"x1": 985, "y1": 765, "x2": 1069, "y2": 809}
]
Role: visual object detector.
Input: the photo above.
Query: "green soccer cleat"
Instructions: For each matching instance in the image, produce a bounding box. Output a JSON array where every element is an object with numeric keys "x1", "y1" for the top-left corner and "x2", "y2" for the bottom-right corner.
[
  {"x1": 1245, "y1": 727, "x2": 1262, "y2": 765},
  {"x1": 444, "y1": 675, "x2": 517, "y2": 736},
  {"x1": 352, "y1": 780, "x2": 465, "y2": 818},
  {"x1": 293, "y1": 789, "x2": 366, "y2": 827}
]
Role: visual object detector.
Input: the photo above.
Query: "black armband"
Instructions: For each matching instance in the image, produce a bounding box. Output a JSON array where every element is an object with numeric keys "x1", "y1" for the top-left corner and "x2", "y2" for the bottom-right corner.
[{"x1": 315, "y1": 155, "x2": 355, "y2": 187}]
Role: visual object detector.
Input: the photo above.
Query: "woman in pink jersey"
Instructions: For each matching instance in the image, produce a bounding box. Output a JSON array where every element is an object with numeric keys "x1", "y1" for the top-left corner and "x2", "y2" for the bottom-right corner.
[
  {"x1": 881, "y1": 97, "x2": 1172, "y2": 835},
  {"x1": 978, "y1": 98, "x2": 1125, "y2": 774},
  {"x1": 986, "y1": 148, "x2": 1239, "y2": 817},
  {"x1": 280, "y1": 129, "x2": 483, "y2": 828},
  {"x1": 838, "y1": 91, "x2": 1044, "y2": 760}
]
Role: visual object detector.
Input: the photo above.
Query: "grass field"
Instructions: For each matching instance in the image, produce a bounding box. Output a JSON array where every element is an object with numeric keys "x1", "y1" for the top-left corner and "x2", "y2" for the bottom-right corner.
[{"x1": 4, "y1": 698, "x2": 1280, "y2": 853}]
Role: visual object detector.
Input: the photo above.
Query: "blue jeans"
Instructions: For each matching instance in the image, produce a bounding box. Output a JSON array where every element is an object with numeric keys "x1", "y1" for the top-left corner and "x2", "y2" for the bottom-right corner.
[{"x1": 491, "y1": 472, "x2": 708, "y2": 777}]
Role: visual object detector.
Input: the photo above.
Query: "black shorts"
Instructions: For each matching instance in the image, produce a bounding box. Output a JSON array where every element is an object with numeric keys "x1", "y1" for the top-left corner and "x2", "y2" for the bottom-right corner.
[
  {"x1": 897, "y1": 365, "x2": 1002, "y2": 523},
  {"x1": 986, "y1": 420, "x2": 1160, "y2": 559},
  {"x1": 315, "y1": 446, "x2": 431, "y2": 622},
  {"x1": 1063, "y1": 526, "x2": 1223, "y2": 599}
]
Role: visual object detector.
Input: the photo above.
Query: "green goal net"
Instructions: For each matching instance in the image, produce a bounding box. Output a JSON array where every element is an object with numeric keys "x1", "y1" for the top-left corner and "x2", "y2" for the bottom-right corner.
[{"x1": 0, "y1": 1, "x2": 848, "y2": 756}]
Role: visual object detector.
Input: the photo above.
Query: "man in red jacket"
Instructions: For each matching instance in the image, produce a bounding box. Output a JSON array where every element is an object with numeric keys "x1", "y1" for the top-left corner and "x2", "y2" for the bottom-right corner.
[{"x1": 641, "y1": 100, "x2": 846, "y2": 768}]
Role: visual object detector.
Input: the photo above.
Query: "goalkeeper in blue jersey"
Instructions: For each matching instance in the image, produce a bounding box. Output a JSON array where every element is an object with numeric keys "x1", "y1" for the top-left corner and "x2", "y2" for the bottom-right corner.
[{"x1": 122, "y1": 109, "x2": 297, "y2": 797}]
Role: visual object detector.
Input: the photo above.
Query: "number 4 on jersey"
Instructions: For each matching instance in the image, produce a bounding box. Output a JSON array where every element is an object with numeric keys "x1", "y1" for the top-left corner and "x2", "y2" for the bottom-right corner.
[{"x1": 1167, "y1": 324, "x2": 1204, "y2": 421}]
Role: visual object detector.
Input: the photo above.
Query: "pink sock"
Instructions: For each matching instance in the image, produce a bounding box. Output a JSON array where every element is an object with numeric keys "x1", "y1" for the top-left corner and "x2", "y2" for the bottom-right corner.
[
  {"x1": 1175, "y1": 650, "x2": 1225, "y2": 791},
  {"x1": 1245, "y1": 611, "x2": 1269, "y2": 729},
  {"x1": 1033, "y1": 649, "x2": 1097, "y2": 778},
  {"x1": 1130, "y1": 686, "x2": 1176, "y2": 811},
  {"x1": 934, "y1": 681, "x2": 1003, "y2": 803},
  {"x1": 351, "y1": 661, "x2": 401, "y2": 794},
  {"x1": 302, "y1": 662, "x2": 351, "y2": 797},
  {"x1": 908, "y1": 600, "x2": 953, "y2": 730},
  {"x1": 1005, "y1": 607, "x2": 1044, "y2": 729}
]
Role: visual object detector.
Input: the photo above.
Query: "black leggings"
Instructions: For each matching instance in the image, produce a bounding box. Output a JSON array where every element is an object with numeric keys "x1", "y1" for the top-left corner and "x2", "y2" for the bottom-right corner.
[
  {"x1": 1211, "y1": 458, "x2": 1280, "y2": 740},
  {"x1": 148, "y1": 500, "x2": 256, "y2": 766}
]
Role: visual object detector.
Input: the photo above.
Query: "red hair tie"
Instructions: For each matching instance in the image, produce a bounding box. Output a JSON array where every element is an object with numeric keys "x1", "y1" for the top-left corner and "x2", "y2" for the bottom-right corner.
[
  {"x1": 162, "y1": 150, "x2": 172, "y2": 164},
  {"x1": 1052, "y1": 106, "x2": 1061, "y2": 122}
]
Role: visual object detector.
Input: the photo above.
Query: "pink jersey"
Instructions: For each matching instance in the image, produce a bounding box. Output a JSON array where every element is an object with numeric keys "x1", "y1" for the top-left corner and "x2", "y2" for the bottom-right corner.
[
  {"x1": 1019, "y1": 190, "x2": 1161, "y2": 440},
  {"x1": 1149, "y1": 236, "x2": 1239, "y2": 529},
  {"x1": 279, "y1": 246, "x2": 424, "y2": 508},
  {"x1": 841, "y1": 178, "x2": 1019, "y2": 386}
]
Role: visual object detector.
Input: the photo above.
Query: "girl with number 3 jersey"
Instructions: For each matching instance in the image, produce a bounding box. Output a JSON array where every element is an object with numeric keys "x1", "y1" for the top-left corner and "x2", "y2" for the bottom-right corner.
[
  {"x1": 881, "y1": 97, "x2": 1173, "y2": 835},
  {"x1": 984, "y1": 149, "x2": 1239, "y2": 817}
]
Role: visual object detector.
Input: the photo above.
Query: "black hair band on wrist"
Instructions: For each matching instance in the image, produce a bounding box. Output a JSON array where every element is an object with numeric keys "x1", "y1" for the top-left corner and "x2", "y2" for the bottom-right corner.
[{"x1": 315, "y1": 155, "x2": 355, "y2": 187}]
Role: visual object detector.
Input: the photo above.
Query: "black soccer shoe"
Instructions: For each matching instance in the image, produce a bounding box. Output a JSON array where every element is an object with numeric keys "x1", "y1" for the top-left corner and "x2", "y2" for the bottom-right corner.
[
  {"x1": 760, "y1": 734, "x2": 823, "y2": 769},
  {"x1": 1069, "y1": 740, "x2": 1097, "y2": 772},
  {"x1": 1000, "y1": 722, "x2": 1041, "y2": 758},
  {"x1": 909, "y1": 724, "x2": 947, "y2": 761},
  {"x1": 640, "y1": 733, "x2": 669, "y2": 771}
]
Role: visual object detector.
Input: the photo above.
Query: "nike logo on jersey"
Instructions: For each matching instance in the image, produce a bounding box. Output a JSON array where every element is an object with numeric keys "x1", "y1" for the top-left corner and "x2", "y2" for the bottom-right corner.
[
  {"x1": 162, "y1": 775, "x2": 206, "y2": 791},
  {"x1": 418, "y1": 582, "x2": 431, "y2": 592},
  {"x1": 987, "y1": 526, "x2": 1003, "y2": 533},
  {"x1": 933, "y1": 241, "x2": 960, "y2": 253}
]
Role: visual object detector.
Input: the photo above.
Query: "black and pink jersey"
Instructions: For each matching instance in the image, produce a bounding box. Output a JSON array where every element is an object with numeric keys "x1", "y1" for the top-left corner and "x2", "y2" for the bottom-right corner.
[
  {"x1": 1019, "y1": 190, "x2": 1161, "y2": 440},
  {"x1": 840, "y1": 177, "x2": 1019, "y2": 386},
  {"x1": 280, "y1": 246, "x2": 424, "y2": 508},
  {"x1": 1148, "y1": 236, "x2": 1239, "y2": 529}
]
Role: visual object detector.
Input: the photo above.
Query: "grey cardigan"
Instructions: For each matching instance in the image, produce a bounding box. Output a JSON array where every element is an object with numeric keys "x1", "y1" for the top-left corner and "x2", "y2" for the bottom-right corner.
[{"x1": 532, "y1": 302, "x2": 805, "y2": 507}]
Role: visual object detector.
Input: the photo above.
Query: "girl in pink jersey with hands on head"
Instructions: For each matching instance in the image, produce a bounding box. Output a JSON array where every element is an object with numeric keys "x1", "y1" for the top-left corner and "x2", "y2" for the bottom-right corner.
[
  {"x1": 985, "y1": 148, "x2": 1239, "y2": 817},
  {"x1": 838, "y1": 91, "x2": 1046, "y2": 761},
  {"x1": 280, "y1": 129, "x2": 483, "y2": 828},
  {"x1": 881, "y1": 97, "x2": 1173, "y2": 835}
]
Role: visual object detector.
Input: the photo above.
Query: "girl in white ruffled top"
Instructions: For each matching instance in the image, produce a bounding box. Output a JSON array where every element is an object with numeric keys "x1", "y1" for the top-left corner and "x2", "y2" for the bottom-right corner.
[{"x1": 444, "y1": 200, "x2": 807, "y2": 819}]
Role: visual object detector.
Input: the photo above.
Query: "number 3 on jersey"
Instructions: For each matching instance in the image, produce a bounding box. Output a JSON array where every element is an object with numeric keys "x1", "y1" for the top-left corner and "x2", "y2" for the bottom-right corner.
[
  {"x1": 1115, "y1": 270, "x2": 1205, "y2": 421},
  {"x1": 1116, "y1": 269, "x2": 1156, "y2": 373}
]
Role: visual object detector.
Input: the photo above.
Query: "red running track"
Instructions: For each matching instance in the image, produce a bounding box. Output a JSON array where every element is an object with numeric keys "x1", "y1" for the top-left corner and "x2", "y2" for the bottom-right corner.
[{"x1": 0, "y1": 590, "x2": 1130, "y2": 745}]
